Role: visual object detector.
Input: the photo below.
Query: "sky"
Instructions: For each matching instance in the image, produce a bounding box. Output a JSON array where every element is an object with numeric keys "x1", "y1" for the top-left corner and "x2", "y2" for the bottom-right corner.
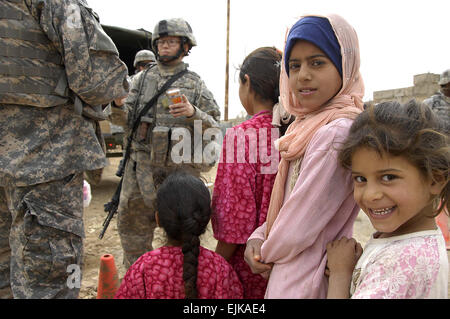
[{"x1": 88, "y1": 0, "x2": 449, "y2": 120}]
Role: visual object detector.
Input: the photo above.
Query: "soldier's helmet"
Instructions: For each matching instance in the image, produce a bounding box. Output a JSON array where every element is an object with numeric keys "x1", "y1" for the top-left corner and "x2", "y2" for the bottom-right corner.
[
  {"x1": 151, "y1": 18, "x2": 197, "y2": 53},
  {"x1": 133, "y1": 50, "x2": 156, "y2": 68},
  {"x1": 438, "y1": 69, "x2": 450, "y2": 86}
]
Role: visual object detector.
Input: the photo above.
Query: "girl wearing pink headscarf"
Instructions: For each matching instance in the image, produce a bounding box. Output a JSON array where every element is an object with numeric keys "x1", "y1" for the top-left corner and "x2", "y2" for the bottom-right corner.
[{"x1": 244, "y1": 14, "x2": 365, "y2": 299}]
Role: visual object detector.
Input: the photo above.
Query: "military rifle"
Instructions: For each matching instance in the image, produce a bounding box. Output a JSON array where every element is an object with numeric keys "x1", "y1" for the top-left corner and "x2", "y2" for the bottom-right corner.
[{"x1": 99, "y1": 67, "x2": 187, "y2": 239}]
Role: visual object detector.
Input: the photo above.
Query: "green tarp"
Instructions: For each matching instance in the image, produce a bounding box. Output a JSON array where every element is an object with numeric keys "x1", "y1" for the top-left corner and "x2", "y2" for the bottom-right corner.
[{"x1": 101, "y1": 24, "x2": 153, "y2": 75}]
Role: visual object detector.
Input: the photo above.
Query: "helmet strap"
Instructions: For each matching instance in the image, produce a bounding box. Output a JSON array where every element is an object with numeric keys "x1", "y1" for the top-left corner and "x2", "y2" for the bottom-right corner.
[{"x1": 156, "y1": 38, "x2": 189, "y2": 64}]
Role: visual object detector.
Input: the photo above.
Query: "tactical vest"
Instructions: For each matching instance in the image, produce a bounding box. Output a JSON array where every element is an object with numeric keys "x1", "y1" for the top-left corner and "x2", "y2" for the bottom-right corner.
[
  {"x1": 0, "y1": 0, "x2": 72, "y2": 108},
  {"x1": 130, "y1": 63, "x2": 197, "y2": 151},
  {"x1": 131, "y1": 63, "x2": 219, "y2": 172}
]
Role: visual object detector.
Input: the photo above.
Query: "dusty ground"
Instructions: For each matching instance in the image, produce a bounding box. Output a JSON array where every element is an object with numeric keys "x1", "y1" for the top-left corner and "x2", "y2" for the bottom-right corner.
[{"x1": 79, "y1": 157, "x2": 450, "y2": 299}]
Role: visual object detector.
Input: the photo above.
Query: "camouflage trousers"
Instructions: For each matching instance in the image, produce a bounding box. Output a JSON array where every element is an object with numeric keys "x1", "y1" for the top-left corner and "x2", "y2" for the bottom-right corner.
[
  {"x1": 117, "y1": 151, "x2": 199, "y2": 269},
  {"x1": 0, "y1": 173, "x2": 84, "y2": 299}
]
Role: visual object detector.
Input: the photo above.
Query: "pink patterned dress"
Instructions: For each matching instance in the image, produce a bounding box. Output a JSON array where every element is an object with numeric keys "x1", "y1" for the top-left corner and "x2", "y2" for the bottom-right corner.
[
  {"x1": 114, "y1": 246, "x2": 243, "y2": 299},
  {"x1": 351, "y1": 229, "x2": 449, "y2": 298},
  {"x1": 211, "y1": 111, "x2": 279, "y2": 298}
]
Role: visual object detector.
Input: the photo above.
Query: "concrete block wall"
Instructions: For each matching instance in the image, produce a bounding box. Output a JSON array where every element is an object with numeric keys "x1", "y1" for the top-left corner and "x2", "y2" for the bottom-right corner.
[{"x1": 372, "y1": 73, "x2": 440, "y2": 105}]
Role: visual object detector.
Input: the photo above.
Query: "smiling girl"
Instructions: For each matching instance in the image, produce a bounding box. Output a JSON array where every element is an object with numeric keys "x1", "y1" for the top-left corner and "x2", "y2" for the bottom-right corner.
[{"x1": 326, "y1": 100, "x2": 449, "y2": 298}]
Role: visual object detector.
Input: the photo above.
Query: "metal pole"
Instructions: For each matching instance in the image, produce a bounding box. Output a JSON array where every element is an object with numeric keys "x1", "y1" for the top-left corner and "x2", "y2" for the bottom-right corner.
[{"x1": 224, "y1": 0, "x2": 230, "y2": 121}]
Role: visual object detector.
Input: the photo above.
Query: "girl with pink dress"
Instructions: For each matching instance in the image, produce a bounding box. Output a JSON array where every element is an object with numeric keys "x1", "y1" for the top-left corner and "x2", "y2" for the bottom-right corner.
[
  {"x1": 211, "y1": 47, "x2": 282, "y2": 298},
  {"x1": 326, "y1": 100, "x2": 449, "y2": 298},
  {"x1": 115, "y1": 171, "x2": 243, "y2": 299},
  {"x1": 244, "y1": 14, "x2": 365, "y2": 298}
]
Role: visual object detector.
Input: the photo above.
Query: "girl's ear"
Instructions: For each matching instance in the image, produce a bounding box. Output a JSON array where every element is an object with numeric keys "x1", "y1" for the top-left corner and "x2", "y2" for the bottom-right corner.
[
  {"x1": 244, "y1": 74, "x2": 251, "y2": 86},
  {"x1": 430, "y1": 175, "x2": 446, "y2": 196},
  {"x1": 242, "y1": 74, "x2": 252, "y2": 92},
  {"x1": 155, "y1": 211, "x2": 160, "y2": 227}
]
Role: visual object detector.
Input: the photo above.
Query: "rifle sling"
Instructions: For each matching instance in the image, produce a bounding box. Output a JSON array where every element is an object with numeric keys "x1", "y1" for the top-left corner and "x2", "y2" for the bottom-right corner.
[
  {"x1": 100, "y1": 68, "x2": 188, "y2": 239},
  {"x1": 106, "y1": 67, "x2": 188, "y2": 206}
]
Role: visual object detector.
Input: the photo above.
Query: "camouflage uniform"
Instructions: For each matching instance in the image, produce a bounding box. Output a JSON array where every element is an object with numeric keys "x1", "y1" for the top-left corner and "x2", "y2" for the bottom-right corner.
[
  {"x1": 116, "y1": 19, "x2": 221, "y2": 268},
  {"x1": 0, "y1": 0, "x2": 129, "y2": 298},
  {"x1": 107, "y1": 50, "x2": 156, "y2": 139},
  {"x1": 423, "y1": 69, "x2": 450, "y2": 126}
]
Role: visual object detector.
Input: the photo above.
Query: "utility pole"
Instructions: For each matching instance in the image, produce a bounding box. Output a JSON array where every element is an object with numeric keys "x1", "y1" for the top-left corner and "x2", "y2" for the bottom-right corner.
[{"x1": 224, "y1": 0, "x2": 230, "y2": 121}]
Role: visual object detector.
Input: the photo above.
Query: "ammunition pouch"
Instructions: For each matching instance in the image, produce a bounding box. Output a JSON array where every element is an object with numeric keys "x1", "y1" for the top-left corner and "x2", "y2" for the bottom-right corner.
[
  {"x1": 150, "y1": 126, "x2": 170, "y2": 165},
  {"x1": 137, "y1": 116, "x2": 154, "y2": 143}
]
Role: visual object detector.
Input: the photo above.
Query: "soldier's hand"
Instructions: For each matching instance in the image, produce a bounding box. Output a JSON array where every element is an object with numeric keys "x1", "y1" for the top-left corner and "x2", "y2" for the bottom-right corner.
[{"x1": 169, "y1": 95, "x2": 195, "y2": 118}]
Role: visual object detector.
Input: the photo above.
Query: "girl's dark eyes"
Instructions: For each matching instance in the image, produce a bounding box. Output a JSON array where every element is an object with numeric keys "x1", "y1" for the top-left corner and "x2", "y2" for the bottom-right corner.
[
  {"x1": 288, "y1": 60, "x2": 325, "y2": 71},
  {"x1": 353, "y1": 176, "x2": 366, "y2": 183},
  {"x1": 381, "y1": 174, "x2": 397, "y2": 182},
  {"x1": 311, "y1": 60, "x2": 325, "y2": 67},
  {"x1": 288, "y1": 63, "x2": 300, "y2": 70},
  {"x1": 353, "y1": 174, "x2": 397, "y2": 183}
]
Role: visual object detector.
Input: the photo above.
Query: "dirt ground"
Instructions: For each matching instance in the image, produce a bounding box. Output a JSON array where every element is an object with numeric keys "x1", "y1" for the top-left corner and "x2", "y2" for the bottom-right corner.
[{"x1": 79, "y1": 157, "x2": 450, "y2": 299}]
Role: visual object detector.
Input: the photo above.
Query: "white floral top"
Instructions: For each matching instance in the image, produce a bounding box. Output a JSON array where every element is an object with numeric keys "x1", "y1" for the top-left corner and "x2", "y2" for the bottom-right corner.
[{"x1": 351, "y1": 229, "x2": 448, "y2": 299}]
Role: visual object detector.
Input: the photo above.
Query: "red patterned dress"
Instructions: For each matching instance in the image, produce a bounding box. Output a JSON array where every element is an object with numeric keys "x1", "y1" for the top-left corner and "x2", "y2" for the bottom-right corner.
[
  {"x1": 114, "y1": 246, "x2": 243, "y2": 299},
  {"x1": 211, "y1": 111, "x2": 280, "y2": 298}
]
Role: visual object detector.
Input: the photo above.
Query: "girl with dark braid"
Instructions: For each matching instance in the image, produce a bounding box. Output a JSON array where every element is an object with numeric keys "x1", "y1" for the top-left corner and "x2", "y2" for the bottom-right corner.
[{"x1": 115, "y1": 171, "x2": 243, "y2": 299}]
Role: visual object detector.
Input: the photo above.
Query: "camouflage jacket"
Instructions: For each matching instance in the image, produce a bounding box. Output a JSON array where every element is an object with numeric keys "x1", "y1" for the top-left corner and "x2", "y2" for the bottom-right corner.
[
  {"x1": 120, "y1": 61, "x2": 221, "y2": 170},
  {"x1": 423, "y1": 92, "x2": 450, "y2": 126},
  {"x1": 0, "y1": 0, "x2": 129, "y2": 187}
]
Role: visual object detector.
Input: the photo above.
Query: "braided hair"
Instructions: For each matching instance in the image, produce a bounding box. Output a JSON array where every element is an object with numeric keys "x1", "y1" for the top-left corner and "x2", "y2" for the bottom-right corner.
[{"x1": 156, "y1": 171, "x2": 212, "y2": 299}]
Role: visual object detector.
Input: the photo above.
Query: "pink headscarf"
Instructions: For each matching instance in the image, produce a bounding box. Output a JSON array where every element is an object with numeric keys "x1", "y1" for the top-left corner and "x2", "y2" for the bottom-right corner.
[{"x1": 265, "y1": 14, "x2": 365, "y2": 237}]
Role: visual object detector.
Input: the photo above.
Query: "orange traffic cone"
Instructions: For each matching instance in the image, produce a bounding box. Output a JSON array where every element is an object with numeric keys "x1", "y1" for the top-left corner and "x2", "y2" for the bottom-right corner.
[
  {"x1": 97, "y1": 254, "x2": 119, "y2": 299},
  {"x1": 436, "y1": 209, "x2": 450, "y2": 250}
]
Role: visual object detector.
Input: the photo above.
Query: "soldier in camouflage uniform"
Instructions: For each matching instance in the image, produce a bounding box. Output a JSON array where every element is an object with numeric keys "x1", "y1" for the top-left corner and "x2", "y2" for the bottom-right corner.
[
  {"x1": 112, "y1": 18, "x2": 221, "y2": 269},
  {"x1": 133, "y1": 49, "x2": 156, "y2": 74},
  {"x1": 423, "y1": 69, "x2": 450, "y2": 125},
  {"x1": 0, "y1": 0, "x2": 129, "y2": 298}
]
